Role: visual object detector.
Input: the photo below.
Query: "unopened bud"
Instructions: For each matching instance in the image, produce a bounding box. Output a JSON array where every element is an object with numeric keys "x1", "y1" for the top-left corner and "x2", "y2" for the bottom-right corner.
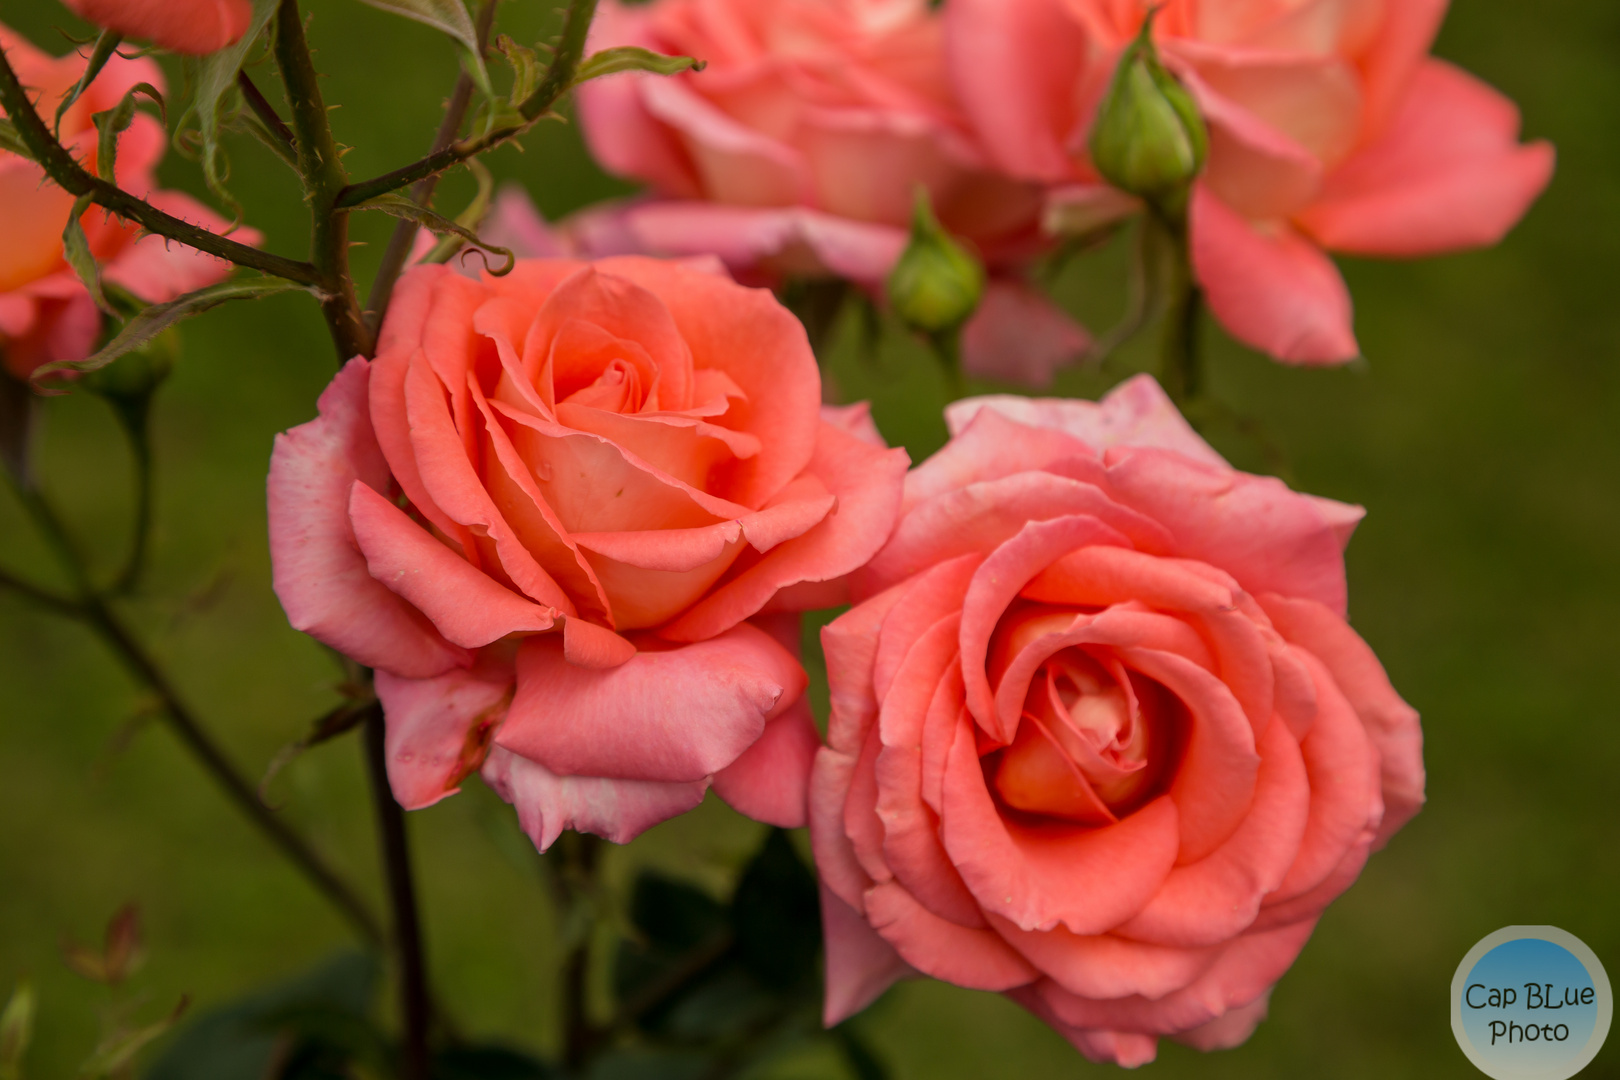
[
  {"x1": 82, "y1": 329, "x2": 177, "y2": 404},
  {"x1": 887, "y1": 189, "x2": 985, "y2": 336},
  {"x1": 1089, "y1": 12, "x2": 1207, "y2": 211}
]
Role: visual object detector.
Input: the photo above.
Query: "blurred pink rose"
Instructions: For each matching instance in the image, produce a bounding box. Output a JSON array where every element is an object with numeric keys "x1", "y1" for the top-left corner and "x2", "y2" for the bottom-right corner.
[
  {"x1": 60, "y1": 0, "x2": 253, "y2": 56},
  {"x1": 948, "y1": 0, "x2": 1554, "y2": 364},
  {"x1": 810, "y1": 374, "x2": 1424, "y2": 1064},
  {"x1": 268, "y1": 257, "x2": 908, "y2": 845},
  {"x1": 0, "y1": 25, "x2": 255, "y2": 380},
  {"x1": 568, "y1": 0, "x2": 1088, "y2": 385}
]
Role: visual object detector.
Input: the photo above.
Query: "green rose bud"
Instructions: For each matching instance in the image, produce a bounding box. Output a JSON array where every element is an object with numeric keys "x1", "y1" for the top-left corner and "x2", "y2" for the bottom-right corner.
[
  {"x1": 886, "y1": 189, "x2": 986, "y2": 336},
  {"x1": 1089, "y1": 12, "x2": 1208, "y2": 212}
]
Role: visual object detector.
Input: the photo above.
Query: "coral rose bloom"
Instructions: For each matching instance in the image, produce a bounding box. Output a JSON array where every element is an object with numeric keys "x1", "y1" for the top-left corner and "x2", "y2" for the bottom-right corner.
[
  {"x1": 61, "y1": 0, "x2": 253, "y2": 55},
  {"x1": 0, "y1": 25, "x2": 252, "y2": 380},
  {"x1": 947, "y1": 0, "x2": 1554, "y2": 363},
  {"x1": 571, "y1": 0, "x2": 1088, "y2": 385},
  {"x1": 810, "y1": 376, "x2": 1424, "y2": 1065},
  {"x1": 269, "y1": 258, "x2": 907, "y2": 844}
]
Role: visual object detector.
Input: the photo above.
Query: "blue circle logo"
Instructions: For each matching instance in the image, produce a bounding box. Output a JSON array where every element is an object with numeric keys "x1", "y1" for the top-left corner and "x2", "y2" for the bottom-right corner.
[{"x1": 1452, "y1": 927, "x2": 1611, "y2": 1079}]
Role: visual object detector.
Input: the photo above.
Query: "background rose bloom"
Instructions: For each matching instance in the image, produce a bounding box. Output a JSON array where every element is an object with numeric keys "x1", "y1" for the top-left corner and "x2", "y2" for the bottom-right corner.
[
  {"x1": 0, "y1": 25, "x2": 255, "y2": 380},
  {"x1": 947, "y1": 0, "x2": 1554, "y2": 364},
  {"x1": 269, "y1": 257, "x2": 907, "y2": 845},
  {"x1": 569, "y1": 0, "x2": 1089, "y2": 385},
  {"x1": 60, "y1": 0, "x2": 253, "y2": 56},
  {"x1": 809, "y1": 375, "x2": 1425, "y2": 1065}
]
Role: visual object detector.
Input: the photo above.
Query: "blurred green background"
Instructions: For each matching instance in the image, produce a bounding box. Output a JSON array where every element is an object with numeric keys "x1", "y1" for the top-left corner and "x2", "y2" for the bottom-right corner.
[{"x1": 2, "y1": 0, "x2": 1617, "y2": 1076}]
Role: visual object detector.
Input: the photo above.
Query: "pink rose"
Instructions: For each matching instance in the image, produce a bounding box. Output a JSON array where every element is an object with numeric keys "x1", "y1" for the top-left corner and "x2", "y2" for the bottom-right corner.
[
  {"x1": 809, "y1": 374, "x2": 1424, "y2": 1065},
  {"x1": 947, "y1": 0, "x2": 1554, "y2": 364},
  {"x1": 0, "y1": 24, "x2": 256, "y2": 380},
  {"x1": 268, "y1": 257, "x2": 908, "y2": 844},
  {"x1": 568, "y1": 0, "x2": 1088, "y2": 385},
  {"x1": 60, "y1": 0, "x2": 253, "y2": 56}
]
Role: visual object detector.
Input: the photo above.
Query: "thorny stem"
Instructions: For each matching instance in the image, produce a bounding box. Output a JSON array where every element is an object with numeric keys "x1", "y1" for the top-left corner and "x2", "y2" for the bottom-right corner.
[
  {"x1": 336, "y1": 0, "x2": 601, "y2": 210},
  {"x1": 363, "y1": 706, "x2": 432, "y2": 1080},
  {"x1": 0, "y1": 46, "x2": 320, "y2": 286},
  {"x1": 273, "y1": 0, "x2": 372, "y2": 361},
  {"x1": 366, "y1": 0, "x2": 499, "y2": 332},
  {"x1": 0, "y1": 471, "x2": 386, "y2": 948},
  {"x1": 236, "y1": 69, "x2": 297, "y2": 157}
]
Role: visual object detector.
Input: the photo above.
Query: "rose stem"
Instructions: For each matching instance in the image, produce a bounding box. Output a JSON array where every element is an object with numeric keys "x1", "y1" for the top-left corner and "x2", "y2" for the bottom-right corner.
[
  {"x1": 0, "y1": 469, "x2": 385, "y2": 948},
  {"x1": 335, "y1": 0, "x2": 601, "y2": 210},
  {"x1": 272, "y1": 0, "x2": 372, "y2": 362},
  {"x1": 362, "y1": 705, "x2": 433, "y2": 1079},
  {"x1": 366, "y1": 0, "x2": 499, "y2": 334},
  {"x1": 1153, "y1": 209, "x2": 1205, "y2": 408}
]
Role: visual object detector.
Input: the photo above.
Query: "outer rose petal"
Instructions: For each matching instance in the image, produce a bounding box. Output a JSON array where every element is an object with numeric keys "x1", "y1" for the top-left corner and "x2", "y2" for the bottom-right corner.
[
  {"x1": 267, "y1": 359, "x2": 468, "y2": 679},
  {"x1": 661, "y1": 418, "x2": 910, "y2": 641},
  {"x1": 711, "y1": 691, "x2": 821, "y2": 827},
  {"x1": 947, "y1": 374, "x2": 1226, "y2": 469},
  {"x1": 1298, "y1": 62, "x2": 1555, "y2": 257},
  {"x1": 481, "y1": 746, "x2": 709, "y2": 851},
  {"x1": 1191, "y1": 185, "x2": 1358, "y2": 365},
  {"x1": 498, "y1": 622, "x2": 806, "y2": 784},
  {"x1": 63, "y1": 0, "x2": 253, "y2": 54},
  {"x1": 569, "y1": 201, "x2": 908, "y2": 286},
  {"x1": 959, "y1": 279, "x2": 1091, "y2": 387},
  {"x1": 822, "y1": 883, "x2": 914, "y2": 1025},
  {"x1": 944, "y1": 0, "x2": 1090, "y2": 182},
  {"x1": 348, "y1": 481, "x2": 561, "y2": 649},
  {"x1": 377, "y1": 659, "x2": 513, "y2": 810}
]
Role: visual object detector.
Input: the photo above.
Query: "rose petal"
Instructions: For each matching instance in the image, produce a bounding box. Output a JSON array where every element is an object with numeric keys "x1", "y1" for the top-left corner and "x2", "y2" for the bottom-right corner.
[
  {"x1": 377, "y1": 658, "x2": 513, "y2": 810},
  {"x1": 481, "y1": 745, "x2": 709, "y2": 851},
  {"x1": 497, "y1": 621, "x2": 804, "y2": 783},
  {"x1": 268, "y1": 359, "x2": 468, "y2": 678}
]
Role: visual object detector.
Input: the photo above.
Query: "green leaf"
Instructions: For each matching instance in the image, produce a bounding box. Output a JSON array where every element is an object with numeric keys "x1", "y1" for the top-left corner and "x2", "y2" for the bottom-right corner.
[
  {"x1": 54, "y1": 30, "x2": 123, "y2": 135},
  {"x1": 354, "y1": 0, "x2": 492, "y2": 94},
  {"x1": 31, "y1": 278, "x2": 307, "y2": 389},
  {"x1": 144, "y1": 952, "x2": 379, "y2": 1080},
  {"x1": 729, "y1": 829, "x2": 821, "y2": 992},
  {"x1": 61, "y1": 194, "x2": 111, "y2": 315},
  {"x1": 574, "y1": 46, "x2": 704, "y2": 84},
  {"x1": 94, "y1": 82, "x2": 164, "y2": 184},
  {"x1": 182, "y1": 0, "x2": 278, "y2": 216},
  {"x1": 357, "y1": 192, "x2": 514, "y2": 276},
  {"x1": 0, "y1": 982, "x2": 35, "y2": 1080}
]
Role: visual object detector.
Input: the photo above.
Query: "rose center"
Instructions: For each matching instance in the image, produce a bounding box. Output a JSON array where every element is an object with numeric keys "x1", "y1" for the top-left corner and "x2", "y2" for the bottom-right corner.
[{"x1": 992, "y1": 648, "x2": 1172, "y2": 826}]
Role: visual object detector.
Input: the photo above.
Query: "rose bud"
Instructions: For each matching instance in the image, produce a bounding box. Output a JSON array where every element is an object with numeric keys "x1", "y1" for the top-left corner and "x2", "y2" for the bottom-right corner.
[
  {"x1": 269, "y1": 258, "x2": 908, "y2": 847},
  {"x1": 947, "y1": 0, "x2": 1554, "y2": 364},
  {"x1": 810, "y1": 375, "x2": 1424, "y2": 1066},
  {"x1": 887, "y1": 191, "x2": 987, "y2": 339},
  {"x1": 1088, "y1": 13, "x2": 1207, "y2": 214}
]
